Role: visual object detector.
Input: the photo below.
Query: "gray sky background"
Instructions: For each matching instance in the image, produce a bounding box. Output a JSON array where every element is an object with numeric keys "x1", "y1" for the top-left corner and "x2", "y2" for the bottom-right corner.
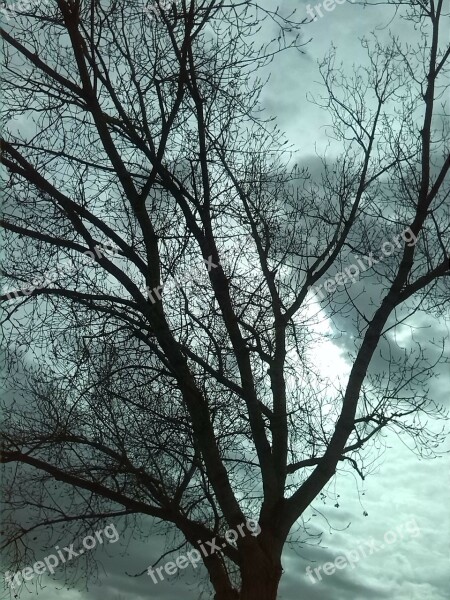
[{"x1": 2, "y1": 1, "x2": 449, "y2": 599}]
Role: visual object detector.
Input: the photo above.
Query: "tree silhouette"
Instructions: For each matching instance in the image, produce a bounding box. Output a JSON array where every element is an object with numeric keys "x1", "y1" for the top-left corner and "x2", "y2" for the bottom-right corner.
[{"x1": 1, "y1": 1, "x2": 449, "y2": 599}]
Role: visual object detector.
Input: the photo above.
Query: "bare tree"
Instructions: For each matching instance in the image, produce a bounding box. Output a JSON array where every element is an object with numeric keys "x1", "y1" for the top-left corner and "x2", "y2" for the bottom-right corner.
[{"x1": 1, "y1": 1, "x2": 449, "y2": 599}]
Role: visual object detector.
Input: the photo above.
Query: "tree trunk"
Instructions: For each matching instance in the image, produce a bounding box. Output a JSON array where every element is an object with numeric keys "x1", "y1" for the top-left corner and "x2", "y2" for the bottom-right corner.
[{"x1": 239, "y1": 544, "x2": 283, "y2": 600}]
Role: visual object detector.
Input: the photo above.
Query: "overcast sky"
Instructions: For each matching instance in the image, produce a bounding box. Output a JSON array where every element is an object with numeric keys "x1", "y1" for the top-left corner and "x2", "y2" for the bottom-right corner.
[{"x1": 2, "y1": 1, "x2": 449, "y2": 599}]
